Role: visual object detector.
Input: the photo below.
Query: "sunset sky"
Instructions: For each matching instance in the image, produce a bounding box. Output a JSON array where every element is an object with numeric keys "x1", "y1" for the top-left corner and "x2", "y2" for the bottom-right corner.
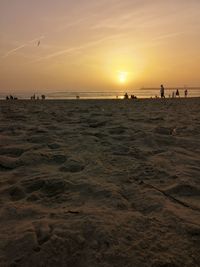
[{"x1": 0, "y1": 0, "x2": 200, "y2": 94}]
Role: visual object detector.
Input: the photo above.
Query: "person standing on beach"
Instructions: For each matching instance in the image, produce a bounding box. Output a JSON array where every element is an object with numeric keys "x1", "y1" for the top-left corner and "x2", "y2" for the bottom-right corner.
[
  {"x1": 184, "y1": 89, "x2": 188, "y2": 97},
  {"x1": 160, "y1": 85, "x2": 165, "y2": 98},
  {"x1": 176, "y1": 89, "x2": 180, "y2": 98},
  {"x1": 124, "y1": 92, "x2": 129, "y2": 99}
]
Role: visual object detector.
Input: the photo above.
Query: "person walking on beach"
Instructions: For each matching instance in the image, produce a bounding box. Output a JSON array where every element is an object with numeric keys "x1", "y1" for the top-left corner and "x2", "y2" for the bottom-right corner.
[
  {"x1": 184, "y1": 89, "x2": 188, "y2": 97},
  {"x1": 124, "y1": 92, "x2": 129, "y2": 99},
  {"x1": 176, "y1": 89, "x2": 180, "y2": 98},
  {"x1": 160, "y1": 85, "x2": 165, "y2": 98}
]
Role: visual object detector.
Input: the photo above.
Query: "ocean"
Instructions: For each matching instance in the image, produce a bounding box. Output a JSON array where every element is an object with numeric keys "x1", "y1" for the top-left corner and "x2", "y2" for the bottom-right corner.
[{"x1": 1, "y1": 87, "x2": 200, "y2": 100}]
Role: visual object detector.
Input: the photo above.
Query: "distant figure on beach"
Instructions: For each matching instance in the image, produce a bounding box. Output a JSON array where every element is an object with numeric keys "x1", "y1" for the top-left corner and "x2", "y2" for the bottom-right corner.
[
  {"x1": 160, "y1": 85, "x2": 165, "y2": 98},
  {"x1": 124, "y1": 92, "x2": 129, "y2": 99},
  {"x1": 131, "y1": 95, "x2": 137, "y2": 99},
  {"x1": 184, "y1": 89, "x2": 188, "y2": 98},
  {"x1": 176, "y1": 89, "x2": 180, "y2": 98},
  {"x1": 41, "y1": 94, "x2": 46, "y2": 100},
  {"x1": 76, "y1": 95, "x2": 80, "y2": 99},
  {"x1": 31, "y1": 94, "x2": 36, "y2": 100},
  {"x1": 6, "y1": 95, "x2": 18, "y2": 100}
]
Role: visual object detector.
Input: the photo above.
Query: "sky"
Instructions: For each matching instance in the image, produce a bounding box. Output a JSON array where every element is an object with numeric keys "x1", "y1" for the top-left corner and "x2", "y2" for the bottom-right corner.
[{"x1": 0, "y1": 0, "x2": 200, "y2": 94}]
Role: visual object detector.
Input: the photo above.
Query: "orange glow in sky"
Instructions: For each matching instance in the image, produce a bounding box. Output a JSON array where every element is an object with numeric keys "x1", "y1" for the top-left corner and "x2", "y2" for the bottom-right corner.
[{"x1": 0, "y1": 0, "x2": 200, "y2": 94}]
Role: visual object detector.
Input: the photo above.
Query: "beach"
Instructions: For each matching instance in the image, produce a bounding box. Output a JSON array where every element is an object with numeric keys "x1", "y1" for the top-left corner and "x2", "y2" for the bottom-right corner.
[{"x1": 0, "y1": 98, "x2": 200, "y2": 267}]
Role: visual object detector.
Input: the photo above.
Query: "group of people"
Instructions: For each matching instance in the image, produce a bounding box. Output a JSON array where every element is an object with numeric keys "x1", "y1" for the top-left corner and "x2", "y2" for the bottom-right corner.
[
  {"x1": 6, "y1": 95, "x2": 18, "y2": 100},
  {"x1": 30, "y1": 94, "x2": 46, "y2": 100},
  {"x1": 5, "y1": 94, "x2": 46, "y2": 100},
  {"x1": 124, "y1": 93, "x2": 137, "y2": 99},
  {"x1": 123, "y1": 86, "x2": 188, "y2": 100},
  {"x1": 160, "y1": 85, "x2": 188, "y2": 98}
]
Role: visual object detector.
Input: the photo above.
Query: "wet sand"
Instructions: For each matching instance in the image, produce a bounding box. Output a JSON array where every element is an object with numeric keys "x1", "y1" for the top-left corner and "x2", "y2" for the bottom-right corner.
[{"x1": 0, "y1": 98, "x2": 200, "y2": 267}]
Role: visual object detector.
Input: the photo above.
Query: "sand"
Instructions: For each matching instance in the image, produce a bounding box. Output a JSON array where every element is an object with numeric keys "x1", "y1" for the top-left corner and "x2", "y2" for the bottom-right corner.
[{"x1": 0, "y1": 98, "x2": 200, "y2": 267}]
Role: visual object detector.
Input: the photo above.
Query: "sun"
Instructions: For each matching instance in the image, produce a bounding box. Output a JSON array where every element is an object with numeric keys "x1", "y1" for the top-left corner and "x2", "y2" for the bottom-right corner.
[{"x1": 118, "y1": 71, "x2": 128, "y2": 83}]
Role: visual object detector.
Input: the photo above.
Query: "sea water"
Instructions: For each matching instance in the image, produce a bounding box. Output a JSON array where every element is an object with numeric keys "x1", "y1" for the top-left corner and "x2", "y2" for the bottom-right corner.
[{"x1": 1, "y1": 88, "x2": 200, "y2": 100}]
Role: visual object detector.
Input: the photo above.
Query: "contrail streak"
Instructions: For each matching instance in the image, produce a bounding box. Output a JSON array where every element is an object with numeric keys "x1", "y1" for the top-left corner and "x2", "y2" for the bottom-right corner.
[
  {"x1": 2, "y1": 35, "x2": 45, "y2": 58},
  {"x1": 2, "y1": 44, "x2": 27, "y2": 58},
  {"x1": 2, "y1": 18, "x2": 88, "y2": 59},
  {"x1": 152, "y1": 31, "x2": 185, "y2": 41},
  {"x1": 31, "y1": 34, "x2": 122, "y2": 63}
]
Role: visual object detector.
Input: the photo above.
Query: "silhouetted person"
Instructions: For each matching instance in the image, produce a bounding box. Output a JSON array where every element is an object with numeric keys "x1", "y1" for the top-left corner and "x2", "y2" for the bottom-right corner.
[
  {"x1": 184, "y1": 89, "x2": 188, "y2": 97},
  {"x1": 10, "y1": 95, "x2": 14, "y2": 100},
  {"x1": 176, "y1": 89, "x2": 180, "y2": 98},
  {"x1": 31, "y1": 94, "x2": 36, "y2": 100},
  {"x1": 131, "y1": 95, "x2": 137, "y2": 99},
  {"x1": 6, "y1": 96, "x2": 9, "y2": 100},
  {"x1": 124, "y1": 93, "x2": 129, "y2": 99},
  {"x1": 41, "y1": 94, "x2": 46, "y2": 100},
  {"x1": 160, "y1": 85, "x2": 165, "y2": 98}
]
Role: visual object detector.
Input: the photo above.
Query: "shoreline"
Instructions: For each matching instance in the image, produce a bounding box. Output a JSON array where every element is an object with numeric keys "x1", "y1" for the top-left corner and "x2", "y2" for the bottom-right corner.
[{"x1": 1, "y1": 96, "x2": 200, "y2": 101}]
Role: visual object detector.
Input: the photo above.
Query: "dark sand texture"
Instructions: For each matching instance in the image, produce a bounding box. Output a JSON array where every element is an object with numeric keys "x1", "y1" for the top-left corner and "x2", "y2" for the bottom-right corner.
[{"x1": 0, "y1": 98, "x2": 200, "y2": 267}]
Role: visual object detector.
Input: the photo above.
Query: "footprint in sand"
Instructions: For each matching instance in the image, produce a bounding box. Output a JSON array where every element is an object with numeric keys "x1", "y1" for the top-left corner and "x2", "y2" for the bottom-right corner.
[
  {"x1": 48, "y1": 143, "x2": 61, "y2": 149},
  {"x1": 21, "y1": 178, "x2": 46, "y2": 193},
  {"x1": 41, "y1": 178, "x2": 66, "y2": 197},
  {"x1": 88, "y1": 120, "x2": 108, "y2": 128},
  {"x1": 60, "y1": 159, "x2": 85, "y2": 173},
  {"x1": 154, "y1": 126, "x2": 174, "y2": 136},
  {"x1": 51, "y1": 154, "x2": 67, "y2": 164},
  {"x1": 0, "y1": 155, "x2": 20, "y2": 170},
  {"x1": 18, "y1": 152, "x2": 67, "y2": 166},
  {"x1": 0, "y1": 147, "x2": 25, "y2": 157},
  {"x1": 21, "y1": 177, "x2": 66, "y2": 197},
  {"x1": 33, "y1": 221, "x2": 52, "y2": 246},
  {"x1": 108, "y1": 126, "x2": 127, "y2": 135},
  {"x1": 9, "y1": 185, "x2": 26, "y2": 201},
  {"x1": 165, "y1": 184, "x2": 200, "y2": 197},
  {"x1": 0, "y1": 146, "x2": 26, "y2": 170}
]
